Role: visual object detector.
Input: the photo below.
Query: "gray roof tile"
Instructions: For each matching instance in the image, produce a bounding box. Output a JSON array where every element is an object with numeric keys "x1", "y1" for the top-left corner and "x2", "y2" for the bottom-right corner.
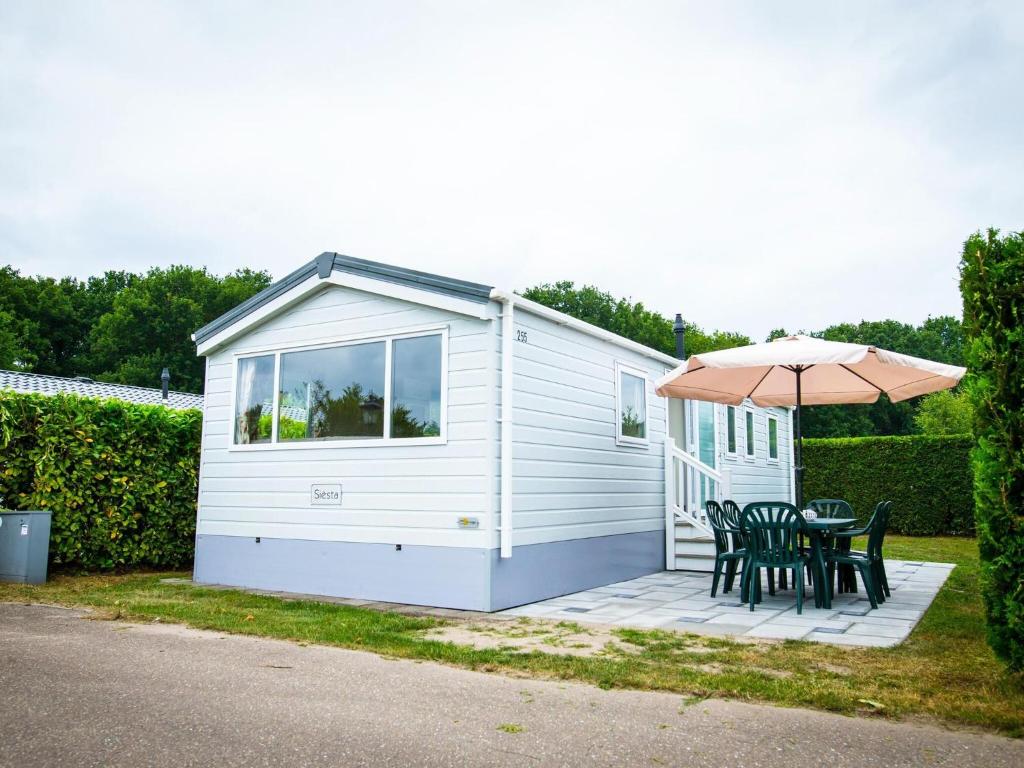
[{"x1": 0, "y1": 370, "x2": 203, "y2": 411}]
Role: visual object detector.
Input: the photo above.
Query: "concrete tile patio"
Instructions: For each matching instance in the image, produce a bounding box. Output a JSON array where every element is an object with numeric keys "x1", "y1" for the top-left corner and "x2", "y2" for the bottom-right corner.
[{"x1": 499, "y1": 559, "x2": 954, "y2": 647}]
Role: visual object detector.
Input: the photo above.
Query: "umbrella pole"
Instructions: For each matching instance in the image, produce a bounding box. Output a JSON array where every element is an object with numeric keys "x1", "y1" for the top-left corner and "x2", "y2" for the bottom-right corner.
[{"x1": 795, "y1": 367, "x2": 804, "y2": 510}]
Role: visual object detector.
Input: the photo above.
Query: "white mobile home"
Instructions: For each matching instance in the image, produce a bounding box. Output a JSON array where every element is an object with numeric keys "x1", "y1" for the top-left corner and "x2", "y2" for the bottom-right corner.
[{"x1": 192, "y1": 253, "x2": 794, "y2": 611}]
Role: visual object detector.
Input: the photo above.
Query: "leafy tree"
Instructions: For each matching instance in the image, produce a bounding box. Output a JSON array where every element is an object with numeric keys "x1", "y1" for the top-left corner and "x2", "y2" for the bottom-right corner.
[
  {"x1": 520, "y1": 281, "x2": 750, "y2": 358},
  {"x1": 0, "y1": 308, "x2": 30, "y2": 369},
  {"x1": 0, "y1": 267, "x2": 137, "y2": 377},
  {"x1": 796, "y1": 317, "x2": 966, "y2": 438},
  {"x1": 87, "y1": 266, "x2": 271, "y2": 393},
  {"x1": 914, "y1": 389, "x2": 973, "y2": 435}
]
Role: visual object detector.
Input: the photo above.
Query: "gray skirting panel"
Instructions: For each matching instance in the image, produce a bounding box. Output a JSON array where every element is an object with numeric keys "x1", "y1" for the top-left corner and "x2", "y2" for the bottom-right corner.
[
  {"x1": 193, "y1": 535, "x2": 491, "y2": 611},
  {"x1": 489, "y1": 530, "x2": 664, "y2": 611},
  {"x1": 193, "y1": 529, "x2": 663, "y2": 612}
]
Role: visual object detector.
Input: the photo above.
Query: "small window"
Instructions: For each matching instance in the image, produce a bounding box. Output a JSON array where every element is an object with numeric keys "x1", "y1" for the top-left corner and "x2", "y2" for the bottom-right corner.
[
  {"x1": 768, "y1": 416, "x2": 779, "y2": 461},
  {"x1": 616, "y1": 364, "x2": 648, "y2": 444},
  {"x1": 745, "y1": 410, "x2": 755, "y2": 457},
  {"x1": 391, "y1": 335, "x2": 443, "y2": 438},
  {"x1": 234, "y1": 354, "x2": 275, "y2": 444},
  {"x1": 726, "y1": 406, "x2": 737, "y2": 454}
]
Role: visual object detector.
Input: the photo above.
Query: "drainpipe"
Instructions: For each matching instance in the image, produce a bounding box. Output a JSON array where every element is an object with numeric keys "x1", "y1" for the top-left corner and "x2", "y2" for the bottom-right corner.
[{"x1": 492, "y1": 290, "x2": 515, "y2": 559}]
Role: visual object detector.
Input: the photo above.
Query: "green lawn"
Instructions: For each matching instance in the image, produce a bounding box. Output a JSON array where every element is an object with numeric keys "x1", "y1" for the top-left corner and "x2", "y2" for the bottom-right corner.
[{"x1": 2, "y1": 535, "x2": 1021, "y2": 736}]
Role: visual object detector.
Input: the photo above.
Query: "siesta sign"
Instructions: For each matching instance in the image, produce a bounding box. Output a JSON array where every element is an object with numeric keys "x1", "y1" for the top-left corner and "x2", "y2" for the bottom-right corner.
[{"x1": 310, "y1": 484, "x2": 343, "y2": 506}]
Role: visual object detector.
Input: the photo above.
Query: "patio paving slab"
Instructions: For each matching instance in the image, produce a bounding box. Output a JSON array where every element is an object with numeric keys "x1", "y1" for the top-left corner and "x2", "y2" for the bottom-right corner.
[{"x1": 497, "y1": 559, "x2": 952, "y2": 648}]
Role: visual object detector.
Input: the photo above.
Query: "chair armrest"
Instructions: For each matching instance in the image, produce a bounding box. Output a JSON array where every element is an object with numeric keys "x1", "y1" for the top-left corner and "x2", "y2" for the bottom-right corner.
[{"x1": 831, "y1": 527, "x2": 869, "y2": 539}]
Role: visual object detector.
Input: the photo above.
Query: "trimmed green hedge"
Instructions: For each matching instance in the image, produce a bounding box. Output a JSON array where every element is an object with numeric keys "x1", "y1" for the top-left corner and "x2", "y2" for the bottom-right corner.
[
  {"x1": 0, "y1": 391, "x2": 201, "y2": 570},
  {"x1": 803, "y1": 434, "x2": 974, "y2": 536},
  {"x1": 961, "y1": 228, "x2": 1024, "y2": 671}
]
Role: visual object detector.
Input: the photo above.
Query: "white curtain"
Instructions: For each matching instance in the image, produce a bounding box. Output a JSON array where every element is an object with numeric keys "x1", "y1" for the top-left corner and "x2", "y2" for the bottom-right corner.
[{"x1": 235, "y1": 358, "x2": 259, "y2": 444}]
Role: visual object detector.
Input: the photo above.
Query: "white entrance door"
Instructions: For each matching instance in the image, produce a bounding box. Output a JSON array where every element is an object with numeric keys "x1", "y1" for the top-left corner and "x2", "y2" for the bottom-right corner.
[{"x1": 688, "y1": 400, "x2": 718, "y2": 506}]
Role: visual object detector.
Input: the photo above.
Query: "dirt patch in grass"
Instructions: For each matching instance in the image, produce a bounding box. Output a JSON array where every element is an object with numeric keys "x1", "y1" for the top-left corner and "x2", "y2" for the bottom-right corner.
[{"x1": 424, "y1": 618, "x2": 641, "y2": 658}]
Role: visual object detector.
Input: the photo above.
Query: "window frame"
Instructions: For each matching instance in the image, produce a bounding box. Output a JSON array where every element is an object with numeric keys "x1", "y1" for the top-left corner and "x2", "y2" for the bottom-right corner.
[
  {"x1": 744, "y1": 407, "x2": 756, "y2": 461},
  {"x1": 227, "y1": 324, "x2": 449, "y2": 451},
  {"x1": 615, "y1": 361, "x2": 650, "y2": 448},
  {"x1": 725, "y1": 405, "x2": 737, "y2": 457},
  {"x1": 767, "y1": 414, "x2": 779, "y2": 463}
]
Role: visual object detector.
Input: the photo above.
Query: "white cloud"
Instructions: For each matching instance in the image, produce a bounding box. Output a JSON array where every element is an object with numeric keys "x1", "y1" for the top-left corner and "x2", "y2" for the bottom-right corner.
[{"x1": 1, "y1": 0, "x2": 1021, "y2": 339}]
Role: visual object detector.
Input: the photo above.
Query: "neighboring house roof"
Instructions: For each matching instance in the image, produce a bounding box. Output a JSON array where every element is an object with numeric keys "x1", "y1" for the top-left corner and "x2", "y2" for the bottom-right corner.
[
  {"x1": 193, "y1": 252, "x2": 681, "y2": 367},
  {"x1": 0, "y1": 370, "x2": 204, "y2": 411}
]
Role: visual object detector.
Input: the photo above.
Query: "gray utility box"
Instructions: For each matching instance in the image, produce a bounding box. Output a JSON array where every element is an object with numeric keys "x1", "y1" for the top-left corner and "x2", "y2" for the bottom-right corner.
[{"x1": 0, "y1": 511, "x2": 52, "y2": 584}]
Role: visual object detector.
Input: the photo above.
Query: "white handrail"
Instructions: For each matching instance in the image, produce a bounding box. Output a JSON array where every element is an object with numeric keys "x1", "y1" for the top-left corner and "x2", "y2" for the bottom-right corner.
[
  {"x1": 673, "y1": 445, "x2": 722, "y2": 483},
  {"x1": 664, "y1": 437, "x2": 732, "y2": 569}
]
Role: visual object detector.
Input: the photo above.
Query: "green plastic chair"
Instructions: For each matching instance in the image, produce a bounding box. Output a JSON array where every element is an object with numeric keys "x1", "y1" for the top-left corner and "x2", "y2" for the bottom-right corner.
[
  {"x1": 740, "y1": 502, "x2": 812, "y2": 613},
  {"x1": 825, "y1": 501, "x2": 891, "y2": 609},
  {"x1": 725, "y1": 498, "x2": 789, "y2": 594},
  {"x1": 809, "y1": 498, "x2": 856, "y2": 592},
  {"x1": 722, "y1": 499, "x2": 745, "y2": 552},
  {"x1": 833, "y1": 501, "x2": 893, "y2": 601},
  {"x1": 705, "y1": 501, "x2": 746, "y2": 597}
]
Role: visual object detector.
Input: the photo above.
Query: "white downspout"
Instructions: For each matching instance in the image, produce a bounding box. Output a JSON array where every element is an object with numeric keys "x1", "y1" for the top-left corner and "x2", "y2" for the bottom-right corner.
[{"x1": 494, "y1": 290, "x2": 514, "y2": 558}]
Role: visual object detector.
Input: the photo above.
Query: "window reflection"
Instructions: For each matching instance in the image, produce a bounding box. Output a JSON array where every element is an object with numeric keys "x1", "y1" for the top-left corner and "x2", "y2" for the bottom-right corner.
[
  {"x1": 234, "y1": 355, "x2": 274, "y2": 444},
  {"x1": 391, "y1": 335, "x2": 442, "y2": 437},
  {"x1": 278, "y1": 342, "x2": 386, "y2": 440}
]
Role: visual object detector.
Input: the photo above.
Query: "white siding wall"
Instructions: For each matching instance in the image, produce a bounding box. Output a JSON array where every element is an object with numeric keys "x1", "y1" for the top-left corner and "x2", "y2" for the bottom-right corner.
[
  {"x1": 496, "y1": 308, "x2": 669, "y2": 548},
  {"x1": 717, "y1": 401, "x2": 794, "y2": 507},
  {"x1": 198, "y1": 284, "x2": 494, "y2": 549}
]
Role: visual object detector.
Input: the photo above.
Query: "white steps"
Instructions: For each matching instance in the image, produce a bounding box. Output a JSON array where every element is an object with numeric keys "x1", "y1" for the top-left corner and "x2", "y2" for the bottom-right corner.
[{"x1": 672, "y1": 519, "x2": 716, "y2": 573}]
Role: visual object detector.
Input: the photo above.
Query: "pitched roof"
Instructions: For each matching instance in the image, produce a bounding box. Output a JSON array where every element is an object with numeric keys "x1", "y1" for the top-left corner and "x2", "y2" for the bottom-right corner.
[
  {"x1": 0, "y1": 370, "x2": 204, "y2": 411},
  {"x1": 192, "y1": 252, "x2": 493, "y2": 347},
  {"x1": 192, "y1": 251, "x2": 680, "y2": 367}
]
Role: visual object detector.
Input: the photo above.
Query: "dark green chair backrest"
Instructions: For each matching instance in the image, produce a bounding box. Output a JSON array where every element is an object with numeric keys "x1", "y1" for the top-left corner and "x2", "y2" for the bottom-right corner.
[
  {"x1": 704, "y1": 500, "x2": 734, "y2": 555},
  {"x1": 722, "y1": 499, "x2": 742, "y2": 528},
  {"x1": 866, "y1": 501, "x2": 892, "y2": 561},
  {"x1": 741, "y1": 501, "x2": 808, "y2": 567},
  {"x1": 809, "y1": 498, "x2": 854, "y2": 519}
]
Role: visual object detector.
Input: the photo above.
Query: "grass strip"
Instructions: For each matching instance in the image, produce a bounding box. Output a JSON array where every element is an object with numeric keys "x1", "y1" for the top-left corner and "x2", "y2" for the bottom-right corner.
[{"x1": 1, "y1": 536, "x2": 1021, "y2": 736}]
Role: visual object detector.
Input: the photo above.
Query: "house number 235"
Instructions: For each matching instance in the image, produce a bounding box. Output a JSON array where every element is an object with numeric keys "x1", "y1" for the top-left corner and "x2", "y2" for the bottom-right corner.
[{"x1": 515, "y1": 329, "x2": 528, "y2": 343}]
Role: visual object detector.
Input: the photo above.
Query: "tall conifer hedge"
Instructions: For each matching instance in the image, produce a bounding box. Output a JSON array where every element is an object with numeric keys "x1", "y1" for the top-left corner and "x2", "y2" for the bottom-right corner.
[{"x1": 960, "y1": 228, "x2": 1024, "y2": 670}]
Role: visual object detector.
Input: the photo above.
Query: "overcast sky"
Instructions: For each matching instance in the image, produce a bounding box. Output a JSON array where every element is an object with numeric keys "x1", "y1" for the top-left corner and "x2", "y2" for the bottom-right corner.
[{"x1": 2, "y1": 1, "x2": 1021, "y2": 340}]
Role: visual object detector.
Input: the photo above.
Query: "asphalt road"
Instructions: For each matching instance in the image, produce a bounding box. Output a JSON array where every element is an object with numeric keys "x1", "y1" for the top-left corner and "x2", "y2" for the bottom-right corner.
[{"x1": 0, "y1": 603, "x2": 1020, "y2": 768}]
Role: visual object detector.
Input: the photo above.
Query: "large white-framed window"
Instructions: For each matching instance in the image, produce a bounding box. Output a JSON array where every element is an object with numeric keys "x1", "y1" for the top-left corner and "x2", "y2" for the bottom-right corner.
[
  {"x1": 230, "y1": 325, "x2": 448, "y2": 450},
  {"x1": 726, "y1": 405, "x2": 737, "y2": 456},
  {"x1": 615, "y1": 362, "x2": 649, "y2": 447},
  {"x1": 767, "y1": 415, "x2": 779, "y2": 462},
  {"x1": 744, "y1": 408, "x2": 756, "y2": 460}
]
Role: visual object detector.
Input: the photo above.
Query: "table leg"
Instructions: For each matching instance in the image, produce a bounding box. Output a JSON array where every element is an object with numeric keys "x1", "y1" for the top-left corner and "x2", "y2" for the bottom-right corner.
[
  {"x1": 809, "y1": 534, "x2": 821, "y2": 609},
  {"x1": 815, "y1": 534, "x2": 832, "y2": 609}
]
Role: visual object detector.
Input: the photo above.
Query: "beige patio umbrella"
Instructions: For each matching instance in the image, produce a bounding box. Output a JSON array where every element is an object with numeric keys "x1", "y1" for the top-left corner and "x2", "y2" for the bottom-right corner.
[{"x1": 654, "y1": 334, "x2": 966, "y2": 508}]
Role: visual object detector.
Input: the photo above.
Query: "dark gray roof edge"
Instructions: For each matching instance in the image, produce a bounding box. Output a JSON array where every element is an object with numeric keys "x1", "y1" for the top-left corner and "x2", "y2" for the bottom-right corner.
[
  {"x1": 328, "y1": 253, "x2": 493, "y2": 304},
  {"x1": 193, "y1": 253, "x2": 494, "y2": 348},
  {"x1": 193, "y1": 259, "x2": 320, "y2": 345}
]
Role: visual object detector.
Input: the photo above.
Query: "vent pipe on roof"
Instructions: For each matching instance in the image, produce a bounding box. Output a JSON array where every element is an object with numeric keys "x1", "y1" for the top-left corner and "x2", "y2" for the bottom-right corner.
[
  {"x1": 161, "y1": 368, "x2": 170, "y2": 400},
  {"x1": 673, "y1": 314, "x2": 686, "y2": 360}
]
